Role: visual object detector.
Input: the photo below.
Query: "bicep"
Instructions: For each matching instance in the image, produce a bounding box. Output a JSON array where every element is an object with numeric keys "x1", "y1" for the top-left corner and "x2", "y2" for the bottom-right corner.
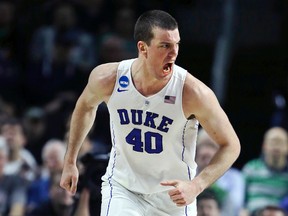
[
  {"x1": 196, "y1": 90, "x2": 237, "y2": 146},
  {"x1": 77, "y1": 65, "x2": 116, "y2": 109},
  {"x1": 77, "y1": 81, "x2": 102, "y2": 110},
  {"x1": 184, "y1": 76, "x2": 237, "y2": 146}
]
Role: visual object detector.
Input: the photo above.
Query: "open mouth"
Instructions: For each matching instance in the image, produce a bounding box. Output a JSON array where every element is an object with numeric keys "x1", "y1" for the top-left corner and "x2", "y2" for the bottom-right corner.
[{"x1": 163, "y1": 63, "x2": 173, "y2": 74}]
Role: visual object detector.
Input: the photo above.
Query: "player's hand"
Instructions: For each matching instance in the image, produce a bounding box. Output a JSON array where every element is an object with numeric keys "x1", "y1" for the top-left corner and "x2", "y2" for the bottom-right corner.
[
  {"x1": 160, "y1": 180, "x2": 198, "y2": 207},
  {"x1": 60, "y1": 163, "x2": 79, "y2": 195}
]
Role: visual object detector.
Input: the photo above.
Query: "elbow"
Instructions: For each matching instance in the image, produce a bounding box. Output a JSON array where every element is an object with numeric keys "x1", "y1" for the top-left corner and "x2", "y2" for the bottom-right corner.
[{"x1": 234, "y1": 138, "x2": 241, "y2": 159}]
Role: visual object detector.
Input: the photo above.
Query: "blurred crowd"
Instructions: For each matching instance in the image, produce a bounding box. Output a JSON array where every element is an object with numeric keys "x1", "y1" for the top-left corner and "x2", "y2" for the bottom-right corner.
[
  {"x1": 196, "y1": 127, "x2": 288, "y2": 216},
  {"x1": 0, "y1": 0, "x2": 146, "y2": 118},
  {"x1": 0, "y1": 0, "x2": 288, "y2": 216},
  {"x1": 0, "y1": 0, "x2": 143, "y2": 215}
]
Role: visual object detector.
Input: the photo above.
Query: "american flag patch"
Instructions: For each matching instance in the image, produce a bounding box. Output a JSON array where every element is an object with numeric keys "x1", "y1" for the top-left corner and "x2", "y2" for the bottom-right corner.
[{"x1": 164, "y1": 95, "x2": 176, "y2": 104}]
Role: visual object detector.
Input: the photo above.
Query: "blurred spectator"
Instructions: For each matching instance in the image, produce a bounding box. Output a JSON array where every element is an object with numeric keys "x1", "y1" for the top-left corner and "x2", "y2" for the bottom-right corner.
[
  {"x1": 98, "y1": 7, "x2": 137, "y2": 63},
  {"x1": 26, "y1": 1, "x2": 96, "y2": 106},
  {"x1": 74, "y1": 0, "x2": 111, "y2": 35},
  {"x1": 242, "y1": 127, "x2": 288, "y2": 215},
  {"x1": 0, "y1": 0, "x2": 17, "y2": 59},
  {"x1": 281, "y1": 196, "x2": 288, "y2": 213},
  {"x1": 0, "y1": 0, "x2": 24, "y2": 115},
  {"x1": 27, "y1": 171, "x2": 92, "y2": 216},
  {"x1": 41, "y1": 92, "x2": 78, "y2": 142},
  {"x1": 76, "y1": 149, "x2": 109, "y2": 215},
  {"x1": 255, "y1": 205, "x2": 287, "y2": 216},
  {"x1": 27, "y1": 139, "x2": 66, "y2": 212},
  {"x1": 114, "y1": 7, "x2": 137, "y2": 53},
  {"x1": 0, "y1": 97, "x2": 16, "y2": 121},
  {"x1": 30, "y1": 1, "x2": 96, "y2": 71},
  {"x1": 196, "y1": 128, "x2": 245, "y2": 216},
  {"x1": 22, "y1": 107, "x2": 49, "y2": 164},
  {"x1": 0, "y1": 136, "x2": 27, "y2": 216},
  {"x1": 22, "y1": 104, "x2": 71, "y2": 164},
  {"x1": 197, "y1": 188, "x2": 221, "y2": 216},
  {"x1": 73, "y1": 188, "x2": 90, "y2": 216},
  {"x1": 27, "y1": 172, "x2": 74, "y2": 216},
  {"x1": 0, "y1": 118, "x2": 37, "y2": 183},
  {"x1": 270, "y1": 90, "x2": 288, "y2": 131}
]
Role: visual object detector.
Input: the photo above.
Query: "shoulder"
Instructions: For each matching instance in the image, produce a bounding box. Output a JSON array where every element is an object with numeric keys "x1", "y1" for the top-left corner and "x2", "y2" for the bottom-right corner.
[
  {"x1": 242, "y1": 158, "x2": 265, "y2": 172},
  {"x1": 184, "y1": 73, "x2": 214, "y2": 101},
  {"x1": 87, "y1": 62, "x2": 119, "y2": 100},
  {"x1": 182, "y1": 72, "x2": 217, "y2": 117},
  {"x1": 89, "y1": 62, "x2": 119, "y2": 84}
]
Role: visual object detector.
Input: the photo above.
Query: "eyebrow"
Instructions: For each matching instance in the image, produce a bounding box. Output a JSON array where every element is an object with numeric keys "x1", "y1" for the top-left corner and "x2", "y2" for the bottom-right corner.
[{"x1": 158, "y1": 41, "x2": 181, "y2": 46}]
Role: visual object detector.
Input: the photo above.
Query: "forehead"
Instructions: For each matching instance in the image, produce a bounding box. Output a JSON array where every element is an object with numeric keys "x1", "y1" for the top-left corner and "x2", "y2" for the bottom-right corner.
[
  {"x1": 265, "y1": 128, "x2": 288, "y2": 142},
  {"x1": 151, "y1": 27, "x2": 180, "y2": 43}
]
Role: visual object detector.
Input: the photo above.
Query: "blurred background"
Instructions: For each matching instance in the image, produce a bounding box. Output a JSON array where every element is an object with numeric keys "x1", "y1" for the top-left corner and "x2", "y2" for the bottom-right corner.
[
  {"x1": 0, "y1": 0, "x2": 287, "y2": 188},
  {"x1": 0, "y1": 0, "x2": 288, "y2": 215}
]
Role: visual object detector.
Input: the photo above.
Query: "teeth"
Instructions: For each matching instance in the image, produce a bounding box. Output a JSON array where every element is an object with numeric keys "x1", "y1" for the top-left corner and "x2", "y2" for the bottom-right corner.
[
  {"x1": 163, "y1": 66, "x2": 170, "y2": 73},
  {"x1": 163, "y1": 63, "x2": 172, "y2": 73}
]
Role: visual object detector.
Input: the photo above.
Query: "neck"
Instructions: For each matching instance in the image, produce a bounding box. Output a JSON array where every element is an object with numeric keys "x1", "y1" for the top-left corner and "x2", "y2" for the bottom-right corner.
[{"x1": 132, "y1": 59, "x2": 172, "y2": 96}]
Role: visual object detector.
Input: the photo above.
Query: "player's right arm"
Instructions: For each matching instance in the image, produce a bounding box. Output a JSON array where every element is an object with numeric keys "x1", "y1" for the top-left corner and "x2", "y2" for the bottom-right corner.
[{"x1": 60, "y1": 63, "x2": 118, "y2": 194}]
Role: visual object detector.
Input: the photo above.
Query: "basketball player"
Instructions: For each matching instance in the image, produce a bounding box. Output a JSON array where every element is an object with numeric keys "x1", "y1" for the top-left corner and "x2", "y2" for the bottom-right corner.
[{"x1": 60, "y1": 10, "x2": 241, "y2": 216}]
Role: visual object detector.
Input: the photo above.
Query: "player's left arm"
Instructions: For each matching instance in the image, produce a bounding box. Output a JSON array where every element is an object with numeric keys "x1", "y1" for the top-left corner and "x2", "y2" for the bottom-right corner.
[
  {"x1": 185, "y1": 73, "x2": 241, "y2": 193},
  {"x1": 161, "y1": 73, "x2": 241, "y2": 206}
]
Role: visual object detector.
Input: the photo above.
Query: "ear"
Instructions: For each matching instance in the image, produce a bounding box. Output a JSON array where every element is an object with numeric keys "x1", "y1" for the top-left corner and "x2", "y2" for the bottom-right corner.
[{"x1": 137, "y1": 41, "x2": 147, "y2": 56}]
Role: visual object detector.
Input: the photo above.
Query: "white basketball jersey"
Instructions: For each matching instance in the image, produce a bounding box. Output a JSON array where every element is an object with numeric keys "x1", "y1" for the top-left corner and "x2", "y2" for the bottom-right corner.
[{"x1": 103, "y1": 58, "x2": 199, "y2": 194}]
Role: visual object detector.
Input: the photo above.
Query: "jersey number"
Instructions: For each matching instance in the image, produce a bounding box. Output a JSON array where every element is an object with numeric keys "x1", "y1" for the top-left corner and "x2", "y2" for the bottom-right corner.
[{"x1": 125, "y1": 128, "x2": 163, "y2": 154}]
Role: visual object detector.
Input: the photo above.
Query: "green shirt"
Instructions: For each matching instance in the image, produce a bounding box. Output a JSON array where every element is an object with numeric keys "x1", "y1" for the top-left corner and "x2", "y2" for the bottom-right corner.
[{"x1": 242, "y1": 158, "x2": 288, "y2": 213}]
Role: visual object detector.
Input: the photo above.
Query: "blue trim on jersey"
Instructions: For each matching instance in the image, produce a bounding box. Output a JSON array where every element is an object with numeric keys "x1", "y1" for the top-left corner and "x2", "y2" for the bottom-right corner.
[
  {"x1": 181, "y1": 120, "x2": 192, "y2": 181},
  {"x1": 182, "y1": 120, "x2": 191, "y2": 216},
  {"x1": 105, "y1": 123, "x2": 117, "y2": 216},
  {"x1": 185, "y1": 206, "x2": 188, "y2": 215}
]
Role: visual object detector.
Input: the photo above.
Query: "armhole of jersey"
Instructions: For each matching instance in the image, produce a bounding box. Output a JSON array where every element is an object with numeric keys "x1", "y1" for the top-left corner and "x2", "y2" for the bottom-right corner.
[
  {"x1": 107, "y1": 58, "x2": 136, "y2": 106},
  {"x1": 180, "y1": 70, "x2": 189, "y2": 120},
  {"x1": 107, "y1": 64, "x2": 121, "y2": 106}
]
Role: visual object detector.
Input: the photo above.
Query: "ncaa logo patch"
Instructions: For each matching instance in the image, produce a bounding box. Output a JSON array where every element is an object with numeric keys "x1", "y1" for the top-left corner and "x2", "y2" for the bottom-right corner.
[{"x1": 119, "y1": 76, "x2": 129, "y2": 88}]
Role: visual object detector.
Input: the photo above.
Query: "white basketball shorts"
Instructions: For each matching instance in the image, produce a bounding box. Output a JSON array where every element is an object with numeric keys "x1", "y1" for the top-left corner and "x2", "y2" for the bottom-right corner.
[{"x1": 101, "y1": 180, "x2": 197, "y2": 216}]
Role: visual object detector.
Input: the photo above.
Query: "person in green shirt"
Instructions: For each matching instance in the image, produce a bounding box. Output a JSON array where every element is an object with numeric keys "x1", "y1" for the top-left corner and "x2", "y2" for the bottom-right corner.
[{"x1": 242, "y1": 127, "x2": 288, "y2": 215}]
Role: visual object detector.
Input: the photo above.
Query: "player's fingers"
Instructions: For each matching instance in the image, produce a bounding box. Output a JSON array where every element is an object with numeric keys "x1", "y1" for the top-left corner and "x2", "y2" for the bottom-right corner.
[
  {"x1": 160, "y1": 180, "x2": 178, "y2": 187},
  {"x1": 170, "y1": 193, "x2": 183, "y2": 201},
  {"x1": 176, "y1": 200, "x2": 187, "y2": 207},
  {"x1": 70, "y1": 175, "x2": 78, "y2": 195},
  {"x1": 60, "y1": 177, "x2": 68, "y2": 190},
  {"x1": 168, "y1": 188, "x2": 181, "y2": 196},
  {"x1": 171, "y1": 195, "x2": 186, "y2": 206}
]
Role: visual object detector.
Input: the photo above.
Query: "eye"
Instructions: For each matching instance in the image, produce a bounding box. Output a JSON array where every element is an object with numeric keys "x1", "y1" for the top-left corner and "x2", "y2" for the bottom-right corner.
[{"x1": 160, "y1": 44, "x2": 170, "y2": 48}]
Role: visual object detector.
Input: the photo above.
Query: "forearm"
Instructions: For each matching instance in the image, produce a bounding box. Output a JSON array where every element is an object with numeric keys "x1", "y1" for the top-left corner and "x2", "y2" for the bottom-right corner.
[
  {"x1": 65, "y1": 101, "x2": 98, "y2": 164},
  {"x1": 194, "y1": 143, "x2": 240, "y2": 193}
]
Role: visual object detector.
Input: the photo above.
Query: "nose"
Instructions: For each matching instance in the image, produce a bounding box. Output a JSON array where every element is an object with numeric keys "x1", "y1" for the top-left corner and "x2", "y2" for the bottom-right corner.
[{"x1": 169, "y1": 44, "x2": 179, "y2": 57}]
